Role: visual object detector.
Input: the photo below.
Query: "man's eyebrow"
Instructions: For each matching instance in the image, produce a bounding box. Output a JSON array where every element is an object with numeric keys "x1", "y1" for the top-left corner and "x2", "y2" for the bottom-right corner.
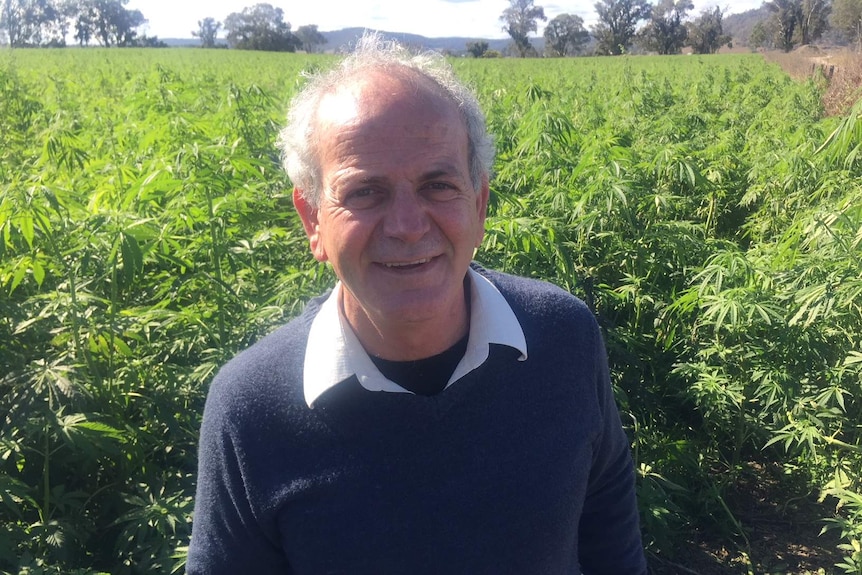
[
  {"x1": 331, "y1": 171, "x2": 387, "y2": 186},
  {"x1": 421, "y1": 165, "x2": 465, "y2": 180},
  {"x1": 336, "y1": 166, "x2": 464, "y2": 185}
]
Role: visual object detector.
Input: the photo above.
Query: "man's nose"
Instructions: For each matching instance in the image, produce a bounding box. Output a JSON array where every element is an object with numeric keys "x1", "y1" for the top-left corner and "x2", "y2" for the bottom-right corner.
[{"x1": 382, "y1": 187, "x2": 431, "y2": 242}]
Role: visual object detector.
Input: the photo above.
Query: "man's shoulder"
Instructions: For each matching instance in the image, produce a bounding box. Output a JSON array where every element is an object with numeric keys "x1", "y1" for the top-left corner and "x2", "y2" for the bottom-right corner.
[
  {"x1": 227, "y1": 292, "x2": 326, "y2": 367},
  {"x1": 205, "y1": 291, "x2": 329, "y2": 410},
  {"x1": 472, "y1": 263, "x2": 589, "y2": 317}
]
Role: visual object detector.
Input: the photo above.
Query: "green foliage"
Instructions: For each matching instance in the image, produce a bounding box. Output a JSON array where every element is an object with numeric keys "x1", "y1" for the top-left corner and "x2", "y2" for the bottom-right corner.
[
  {"x1": 2, "y1": 48, "x2": 862, "y2": 573},
  {"x1": 0, "y1": 49, "x2": 331, "y2": 573},
  {"x1": 465, "y1": 55, "x2": 862, "y2": 569}
]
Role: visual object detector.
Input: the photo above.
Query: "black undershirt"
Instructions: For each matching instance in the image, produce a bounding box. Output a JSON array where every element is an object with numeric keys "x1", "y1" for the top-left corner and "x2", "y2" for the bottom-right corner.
[{"x1": 370, "y1": 333, "x2": 469, "y2": 396}]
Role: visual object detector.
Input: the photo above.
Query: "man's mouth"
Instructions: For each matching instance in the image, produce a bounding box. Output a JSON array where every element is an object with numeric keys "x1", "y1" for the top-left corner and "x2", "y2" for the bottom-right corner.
[{"x1": 382, "y1": 257, "x2": 432, "y2": 270}]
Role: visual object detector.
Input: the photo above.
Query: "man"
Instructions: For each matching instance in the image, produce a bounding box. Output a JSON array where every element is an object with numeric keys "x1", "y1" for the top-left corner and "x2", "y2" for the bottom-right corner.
[{"x1": 187, "y1": 33, "x2": 646, "y2": 574}]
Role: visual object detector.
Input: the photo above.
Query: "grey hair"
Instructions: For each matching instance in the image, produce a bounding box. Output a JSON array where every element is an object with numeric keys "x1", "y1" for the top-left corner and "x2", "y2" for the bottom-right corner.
[{"x1": 276, "y1": 31, "x2": 495, "y2": 207}]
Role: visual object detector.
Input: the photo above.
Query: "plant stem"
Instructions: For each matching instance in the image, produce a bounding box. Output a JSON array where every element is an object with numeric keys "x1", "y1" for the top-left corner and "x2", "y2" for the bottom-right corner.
[{"x1": 205, "y1": 181, "x2": 227, "y2": 345}]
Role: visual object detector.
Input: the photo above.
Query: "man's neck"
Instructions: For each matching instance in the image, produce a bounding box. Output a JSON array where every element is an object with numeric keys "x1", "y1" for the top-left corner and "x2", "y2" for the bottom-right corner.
[{"x1": 340, "y1": 281, "x2": 470, "y2": 362}]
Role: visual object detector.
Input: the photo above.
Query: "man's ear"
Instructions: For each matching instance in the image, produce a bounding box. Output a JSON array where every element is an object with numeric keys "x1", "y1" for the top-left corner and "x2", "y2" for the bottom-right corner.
[
  {"x1": 293, "y1": 188, "x2": 328, "y2": 262},
  {"x1": 474, "y1": 175, "x2": 490, "y2": 248}
]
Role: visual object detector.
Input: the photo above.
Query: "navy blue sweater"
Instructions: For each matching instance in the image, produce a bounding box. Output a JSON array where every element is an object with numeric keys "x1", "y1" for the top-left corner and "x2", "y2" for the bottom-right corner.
[{"x1": 188, "y1": 266, "x2": 646, "y2": 574}]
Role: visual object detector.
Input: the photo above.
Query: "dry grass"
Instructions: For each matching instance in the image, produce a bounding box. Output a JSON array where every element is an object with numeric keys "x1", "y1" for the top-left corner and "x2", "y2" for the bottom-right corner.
[
  {"x1": 763, "y1": 46, "x2": 862, "y2": 116},
  {"x1": 820, "y1": 49, "x2": 862, "y2": 114}
]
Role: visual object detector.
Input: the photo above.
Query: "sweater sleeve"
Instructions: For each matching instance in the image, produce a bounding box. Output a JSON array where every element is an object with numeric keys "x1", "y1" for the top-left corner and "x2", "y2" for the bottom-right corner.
[
  {"x1": 577, "y1": 321, "x2": 647, "y2": 575},
  {"x1": 186, "y1": 371, "x2": 293, "y2": 575}
]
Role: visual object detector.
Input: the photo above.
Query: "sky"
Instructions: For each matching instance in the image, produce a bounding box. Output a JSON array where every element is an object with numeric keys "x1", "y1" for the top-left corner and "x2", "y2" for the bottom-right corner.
[{"x1": 127, "y1": 0, "x2": 765, "y2": 41}]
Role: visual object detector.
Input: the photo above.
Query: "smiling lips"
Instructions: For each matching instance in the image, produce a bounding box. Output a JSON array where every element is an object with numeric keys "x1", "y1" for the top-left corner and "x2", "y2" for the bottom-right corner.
[{"x1": 381, "y1": 257, "x2": 434, "y2": 269}]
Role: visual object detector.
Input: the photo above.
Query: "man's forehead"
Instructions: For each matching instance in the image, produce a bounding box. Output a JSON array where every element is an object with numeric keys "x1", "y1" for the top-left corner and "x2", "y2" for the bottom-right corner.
[
  {"x1": 315, "y1": 70, "x2": 457, "y2": 128},
  {"x1": 316, "y1": 88, "x2": 361, "y2": 127}
]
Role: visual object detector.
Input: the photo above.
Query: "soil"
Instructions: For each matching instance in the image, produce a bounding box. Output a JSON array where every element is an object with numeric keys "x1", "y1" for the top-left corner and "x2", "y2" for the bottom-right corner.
[{"x1": 648, "y1": 462, "x2": 843, "y2": 575}]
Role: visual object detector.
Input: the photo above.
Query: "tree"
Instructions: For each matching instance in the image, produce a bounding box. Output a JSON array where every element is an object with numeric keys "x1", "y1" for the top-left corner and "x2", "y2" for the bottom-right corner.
[
  {"x1": 798, "y1": 0, "x2": 830, "y2": 45},
  {"x1": 592, "y1": 0, "x2": 652, "y2": 55},
  {"x1": 0, "y1": 0, "x2": 64, "y2": 46},
  {"x1": 193, "y1": 17, "x2": 220, "y2": 48},
  {"x1": 223, "y1": 3, "x2": 300, "y2": 51},
  {"x1": 113, "y1": 5, "x2": 144, "y2": 45},
  {"x1": 748, "y1": 19, "x2": 774, "y2": 49},
  {"x1": 466, "y1": 40, "x2": 489, "y2": 57},
  {"x1": 638, "y1": 0, "x2": 692, "y2": 54},
  {"x1": 830, "y1": 0, "x2": 862, "y2": 49},
  {"x1": 134, "y1": 33, "x2": 165, "y2": 47},
  {"x1": 765, "y1": 0, "x2": 802, "y2": 51},
  {"x1": 295, "y1": 24, "x2": 326, "y2": 52},
  {"x1": 543, "y1": 13, "x2": 590, "y2": 56},
  {"x1": 71, "y1": 0, "x2": 146, "y2": 46},
  {"x1": 499, "y1": 0, "x2": 546, "y2": 57},
  {"x1": 71, "y1": 0, "x2": 92, "y2": 44},
  {"x1": 686, "y1": 6, "x2": 732, "y2": 54}
]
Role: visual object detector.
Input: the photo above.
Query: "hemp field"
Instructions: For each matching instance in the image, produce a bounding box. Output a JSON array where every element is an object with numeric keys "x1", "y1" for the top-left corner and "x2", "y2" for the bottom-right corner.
[{"x1": 1, "y1": 48, "x2": 861, "y2": 573}]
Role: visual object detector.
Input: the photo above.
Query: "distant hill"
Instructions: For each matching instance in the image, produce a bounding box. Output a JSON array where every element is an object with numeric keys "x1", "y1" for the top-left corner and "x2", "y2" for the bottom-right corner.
[
  {"x1": 165, "y1": 28, "x2": 520, "y2": 55},
  {"x1": 724, "y1": 6, "x2": 770, "y2": 47},
  {"x1": 161, "y1": 38, "x2": 204, "y2": 47},
  {"x1": 319, "y1": 28, "x2": 514, "y2": 55}
]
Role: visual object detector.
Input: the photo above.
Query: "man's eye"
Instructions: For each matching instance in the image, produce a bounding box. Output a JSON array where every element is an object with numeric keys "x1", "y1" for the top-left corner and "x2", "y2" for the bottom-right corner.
[
  {"x1": 425, "y1": 183, "x2": 459, "y2": 200},
  {"x1": 344, "y1": 188, "x2": 384, "y2": 209}
]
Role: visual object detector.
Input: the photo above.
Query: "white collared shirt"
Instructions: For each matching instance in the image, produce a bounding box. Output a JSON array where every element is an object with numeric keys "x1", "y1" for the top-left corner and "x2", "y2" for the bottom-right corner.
[{"x1": 302, "y1": 268, "x2": 528, "y2": 407}]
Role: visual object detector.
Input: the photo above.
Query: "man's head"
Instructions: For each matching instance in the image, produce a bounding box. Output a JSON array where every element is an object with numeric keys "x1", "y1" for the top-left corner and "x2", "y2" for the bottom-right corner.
[
  {"x1": 277, "y1": 32, "x2": 494, "y2": 208},
  {"x1": 277, "y1": 34, "x2": 494, "y2": 359}
]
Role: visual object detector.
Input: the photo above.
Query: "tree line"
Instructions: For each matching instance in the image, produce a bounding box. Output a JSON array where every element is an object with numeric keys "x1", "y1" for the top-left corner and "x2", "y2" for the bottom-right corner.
[
  {"x1": 497, "y1": 0, "x2": 861, "y2": 57},
  {"x1": 0, "y1": 0, "x2": 328, "y2": 50},
  {"x1": 0, "y1": 0, "x2": 154, "y2": 47},
  {"x1": 749, "y1": 0, "x2": 862, "y2": 51},
  {"x1": 488, "y1": 0, "x2": 729, "y2": 57},
  {"x1": 192, "y1": 4, "x2": 327, "y2": 52},
  {"x1": 1, "y1": 0, "x2": 859, "y2": 59}
]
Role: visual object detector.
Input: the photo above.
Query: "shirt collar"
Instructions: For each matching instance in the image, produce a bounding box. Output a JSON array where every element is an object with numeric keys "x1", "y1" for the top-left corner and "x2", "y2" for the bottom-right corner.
[{"x1": 302, "y1": 267, "x2": 528, "y2": 407}]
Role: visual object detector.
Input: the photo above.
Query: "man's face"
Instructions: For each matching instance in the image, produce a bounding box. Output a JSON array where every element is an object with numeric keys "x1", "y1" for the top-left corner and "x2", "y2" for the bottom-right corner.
[{"x1": 294, "y1": 72, "x2": 489, "y2": 349}]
